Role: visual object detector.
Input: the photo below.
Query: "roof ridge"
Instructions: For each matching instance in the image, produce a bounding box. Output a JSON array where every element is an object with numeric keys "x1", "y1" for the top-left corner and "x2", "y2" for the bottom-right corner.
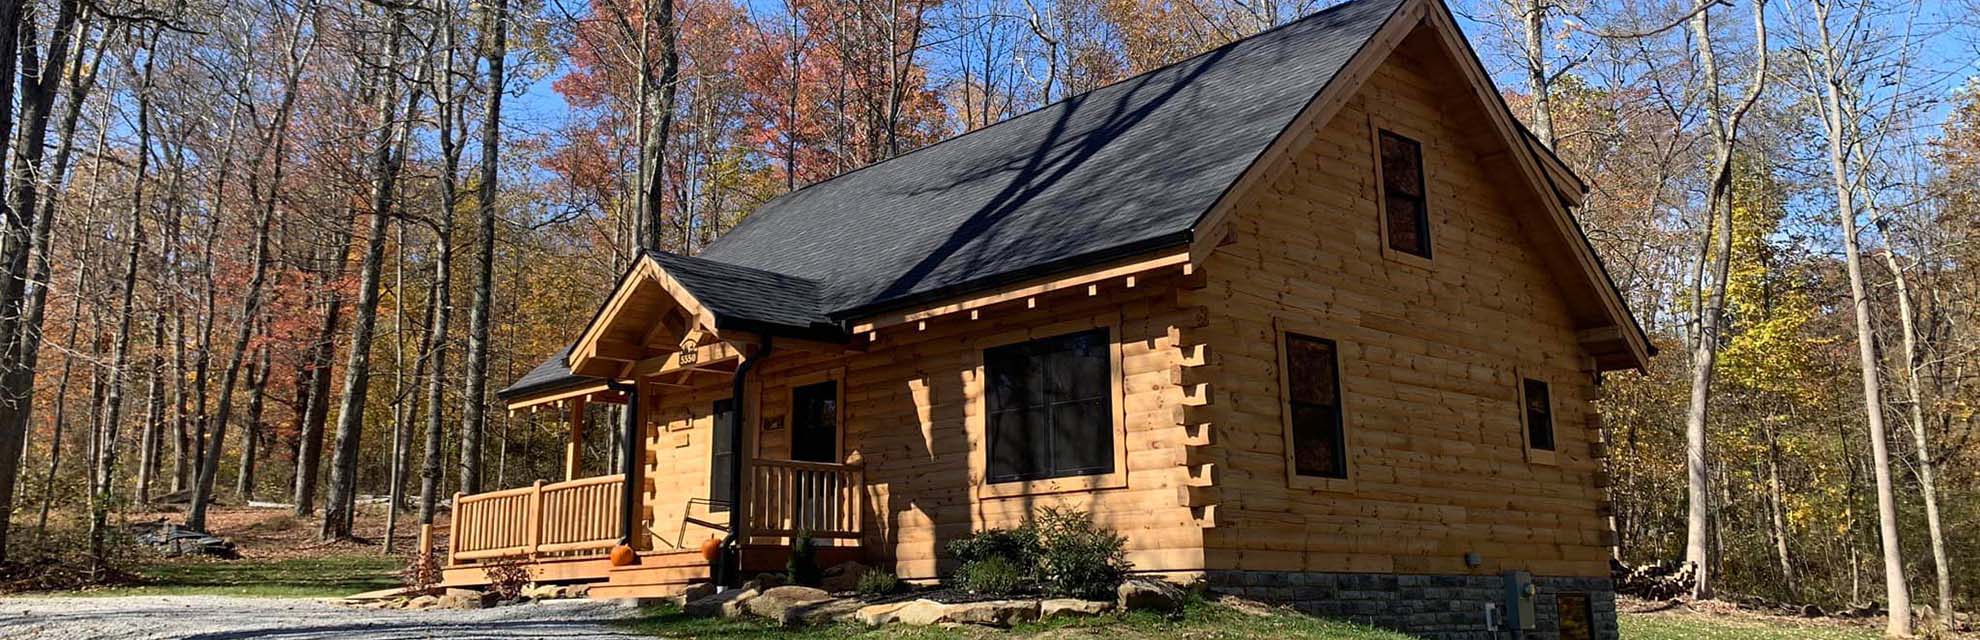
[{"x1": 712, "y1": 0, "x2": 1388, "y2": 245}]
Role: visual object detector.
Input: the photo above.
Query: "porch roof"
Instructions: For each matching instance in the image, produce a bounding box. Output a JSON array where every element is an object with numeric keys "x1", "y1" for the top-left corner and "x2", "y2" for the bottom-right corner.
[{"x1": 496, "y1": 343, "x2": 598, "y2": 401}]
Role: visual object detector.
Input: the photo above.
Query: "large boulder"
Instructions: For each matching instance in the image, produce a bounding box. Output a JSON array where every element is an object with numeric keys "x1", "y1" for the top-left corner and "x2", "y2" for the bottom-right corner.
[
  {"x1": 819, "y1": 561, "x2": 872, "y2": 593},
  {"x1": 945, "y1": 600, "x2": 1040, "y2": 627},
  {"x1": 1041, "y1": 598, "x2": 1113, "y2": 619},
  {"x1": 854, "y1": 601, "x2": 917, "y2": 626},
  {"x1": 1116, "y1": 579, "x2": 1185, "y2": 613},
  {"x1": 743, "y1": 586, "x2": 838, "y2": 625},
  {"x1": 436, "y1": 589, "x2": 499, "y2": 610}
]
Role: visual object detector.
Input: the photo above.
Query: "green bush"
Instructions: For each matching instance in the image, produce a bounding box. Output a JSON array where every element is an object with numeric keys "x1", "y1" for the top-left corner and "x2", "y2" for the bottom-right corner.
[
  {"x1": 855, "y1": 569, "x2": 901, "y2": 596},
  {"x1": 1033, "y1": 507, "x2": 1130, "y2": 599},
  {"x1": 958, "y1": 556, "x2": 1023, "y2": 595},
  {"x1": 787, "y1": 531, "x2": 822, "y2": 587},
  {"x1": 946, "y1": 524, "x2": 1041, "y2": 575}
]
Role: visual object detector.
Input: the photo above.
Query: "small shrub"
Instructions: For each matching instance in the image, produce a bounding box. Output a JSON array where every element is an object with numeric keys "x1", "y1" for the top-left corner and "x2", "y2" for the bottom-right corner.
[
  {"x1": 855, "y1": 569, "x2": 901, "y2": 596},
  {"x1": 788, "y1": 531, "x2": 822, "y2": 587},
  {"x1": 947, "y1": 524, "x2": 1041, "y2": 575},
  {"x1": 958, "y1": 556, "x2": 1023, "y2": 596},
  {"x1": 400, "y1": 551, "x2": 443, "y2": 594},
  {"x1": 1033, "y1": 507, "x2": 1130, "y2": 599},
  {"x1": 481, "y1": 556, "x2": 532, "y2": 601}
]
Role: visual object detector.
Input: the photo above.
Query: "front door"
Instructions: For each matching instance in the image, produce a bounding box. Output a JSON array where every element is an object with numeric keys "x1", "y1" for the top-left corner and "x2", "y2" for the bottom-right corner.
[{"x1": 790, "y1": 381, "x2": 838, "y2": 463}]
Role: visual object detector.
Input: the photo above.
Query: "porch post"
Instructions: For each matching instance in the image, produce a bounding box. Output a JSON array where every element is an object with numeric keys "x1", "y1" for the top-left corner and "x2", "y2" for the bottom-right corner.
[
  {"x1": 717, "y1": 337, "x2": 772, "y2": 588},
  {"x1": 564, "y1": 396, "x2": 587, "y2": 481},
  {"x1": 608, "y1": 380, "x2": 641, "y2": 557}
]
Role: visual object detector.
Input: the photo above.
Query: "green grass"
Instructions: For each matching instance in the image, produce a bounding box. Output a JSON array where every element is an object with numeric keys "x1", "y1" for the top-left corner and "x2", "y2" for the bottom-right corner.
[
  {"x1": 54, "y1": 554, "x2": 405, "y2": 598},
  {"x1": 617, "y1": 599, "x2": 1414, "y2": 639},
  {"x1": 1620, "y1": 612, "x2": 1880, "y2": 640}
]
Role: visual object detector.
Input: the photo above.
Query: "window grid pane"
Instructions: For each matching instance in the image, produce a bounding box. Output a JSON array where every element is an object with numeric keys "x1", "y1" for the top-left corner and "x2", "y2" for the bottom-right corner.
[
  {"x1": 1524, "y1": 378, "x2": 1555, "y2": 451},
  {"x1": 985, "y1": 328, "x2": 1113, "y2": 483},
  {"x1": 1380, "y1": 130, "x2": 1430, "y2": 258},
  {"x1": 1286, "y1": 334, "x2": 1347, "y2": 479}
]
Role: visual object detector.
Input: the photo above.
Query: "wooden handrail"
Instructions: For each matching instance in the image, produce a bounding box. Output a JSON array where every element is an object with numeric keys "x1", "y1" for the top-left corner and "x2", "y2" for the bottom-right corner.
[
  {"x1": 747, "y1": 458, "x2": 865, "y2": 540},
  {"x1": 448, "y1": 474, "x2": 625, "y2": 565}
]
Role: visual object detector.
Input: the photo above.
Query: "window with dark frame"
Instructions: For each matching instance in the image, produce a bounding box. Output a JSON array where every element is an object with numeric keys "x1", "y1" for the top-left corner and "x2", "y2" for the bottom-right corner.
[
  {"x1": 1524, "y1": 378, "x2": 1555, "y2": 452},
  {"x1": 1379, "y1": 129, "x2": 1431, "y2": 258},
  {"x1": 985, "y1": 328, "x2": 1114, "y2": 483},
  {"x1": 708, "y1": 398, "x2": 735, "y2": 512},
  {"x1": 1285, "y1": 333, "x2": 1348, "y2": 479},
  {"x1": 1556, "y1": 592, "x2": 1594, "y2": 640}
]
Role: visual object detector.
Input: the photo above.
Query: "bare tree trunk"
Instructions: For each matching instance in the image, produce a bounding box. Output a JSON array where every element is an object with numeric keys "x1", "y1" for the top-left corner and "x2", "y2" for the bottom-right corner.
[
  {"x1": 1520, "y1": 0, "x2": 1552, "y2": 147},
  {"x1": 92, "y1": 29, "x2": 160, "y2": 576},
  {"x1": 421, "y1": 0, "x2": 461, "y2": 526},
  {"x1": 36, "y1": 236, "x2": 89, "y2": 538},
  {"x1": 1809, "y1": 4, "x2": 1911, "y2": 633},
  {"x1": 460, "y1": 0, "x2": 507, "y2": 497},
  {"x1": 0, "y1": 0, "x2": 81, "y2": 558},
  {"x1": 1764, "y1": 419, "x2": 1796, "y2": 598},
  {"x1": 324, "y1": 8, "x2": 407, "y2": 540},
  {"x1": 236, "y1": 341, "x2": 269, "y2": 501},
  {"x1": 1876, "y1": 224, "x2": 1951, "y2": 630},
  {"x1": 637, "y1": 0, "x2": 680, "y2": 251},
  {"x1": 188, "y1": 4, "x2": 315, "y2": 532},
  {"x1": 291, "y1": 228, "x2": 350, "y2": 515},
  {"x1": 1679, "y1": 1, "x2": 1765, "y2": 599}
]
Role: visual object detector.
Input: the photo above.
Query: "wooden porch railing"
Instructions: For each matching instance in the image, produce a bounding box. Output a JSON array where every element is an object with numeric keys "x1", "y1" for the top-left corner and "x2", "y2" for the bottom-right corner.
[
  {"x1": 747, "y1": 458, "x2": 864, "y2": 539},
  {"x1": 449, "y1": 474, "x2": 623, "y2": 564}
]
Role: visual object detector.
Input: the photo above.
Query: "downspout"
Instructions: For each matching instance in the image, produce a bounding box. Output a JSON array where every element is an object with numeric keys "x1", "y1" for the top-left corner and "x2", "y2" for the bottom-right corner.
[
  {"x1": 716, "y1": 335, "x2": 772, "y2": 588},
  {"x1": 607, "y1": 379, "x2": 640, "y2": 557}
]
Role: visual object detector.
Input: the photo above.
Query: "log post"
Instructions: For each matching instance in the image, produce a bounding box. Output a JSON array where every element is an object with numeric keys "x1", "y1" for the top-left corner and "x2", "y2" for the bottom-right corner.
[{"x1": 564, "y1": 396, "x2": 586, "y2": 481}]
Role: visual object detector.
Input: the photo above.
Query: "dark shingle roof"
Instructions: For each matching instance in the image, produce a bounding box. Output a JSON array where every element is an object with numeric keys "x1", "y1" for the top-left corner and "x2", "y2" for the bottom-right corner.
[
  {"x1": 504, "y1": 0, "x2": 1410, "y2": 399},
  {"x1": 645, "y1": 251, "x2": 840, "y2": 340},
  {"x1": 496, "y1": 343, "x2": 597, "y2": 400},
  {"x1": 696, "y1": 0, "x2": 1405, "y2": 317}
]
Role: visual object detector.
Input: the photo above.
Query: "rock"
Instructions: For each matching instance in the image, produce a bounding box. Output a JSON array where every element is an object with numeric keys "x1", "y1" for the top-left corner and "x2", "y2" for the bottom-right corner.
[
  {"x1": 743, "y1": 573, "x2": 789, "y2": 592},
  {"x1": 683, "y1": 588, "x2": 756, "y2": 618},
  {"x1": 819, "y1": 561, "x2": 871, "y2": 593},
  {"x1": 945, "y1": 599, "x2": 1040, "y2": 627},
  {"x1": 854, "y1": 601, "x2": 916, "y2": 626},
  {"x1": 522, "y1": 584, "x2": 569, "y2": 600},
  {"x1": 674, "y1": 582, "x2": 718, "y2": 606},
  {"x1": 1041, "y1": 598, "x2": 1113, "y2": 619},
  {"x1": 1117, "y1": 579, "x2": 1185, "y2": 613},
  {"x1": 405, "y1": 595, "x2": 440, "y2": 609},
  {"x1": 892, "y1": 599, "x2": 956, "y2": 626},
  {"x1": 743, "y1": 586, "x2": 846, "y2": 626},
  {"x1": 435, "y1": 589, "x2": 497, "y2": 610}
]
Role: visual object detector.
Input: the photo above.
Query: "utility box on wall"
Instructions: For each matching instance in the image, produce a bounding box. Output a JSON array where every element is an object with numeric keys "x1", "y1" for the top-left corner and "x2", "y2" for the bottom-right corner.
[{"x1": 1503, "y1": 571, "x2": 1537, "y2": 631}]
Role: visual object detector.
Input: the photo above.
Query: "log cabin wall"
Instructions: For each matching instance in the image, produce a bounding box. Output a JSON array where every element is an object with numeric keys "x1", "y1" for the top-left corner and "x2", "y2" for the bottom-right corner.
[
  {"x1": 636, "y1": 270, "x2": 1208, "y2": 581},
  {"x1": 1184, "y1": 28, "x2": 1612, "y2": 581}
]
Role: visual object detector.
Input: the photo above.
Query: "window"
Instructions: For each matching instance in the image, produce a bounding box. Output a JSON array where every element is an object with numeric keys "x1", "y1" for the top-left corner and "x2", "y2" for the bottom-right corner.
[
  {"x1": 1557, "y1": 592, "x2": 1594, "y2": 640},
  {"x1": 1285, "y1": 334, "x2": 1347, "y2": 479},
  {"x1": 791, "y1": 381, "x2": 838, "y2": 463},
  {"x1": 1379, "y1": 130, "x2": 1430, "y2": 258},
  {"x1": 985, "y1": 328, "x2": 1114, "y2": 483},
  {"x1": 708, "y1": 399, "x2": 735, "y2": 511},
  {"x1": 1523, "y1": 378, "x2": 1555, "y2": 452}
]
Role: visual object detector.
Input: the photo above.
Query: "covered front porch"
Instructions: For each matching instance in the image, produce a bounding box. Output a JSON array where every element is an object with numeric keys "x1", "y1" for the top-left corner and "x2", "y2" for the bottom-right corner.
[{"x1": 447, "y1": 251, "x2": 867, "y2": 597}]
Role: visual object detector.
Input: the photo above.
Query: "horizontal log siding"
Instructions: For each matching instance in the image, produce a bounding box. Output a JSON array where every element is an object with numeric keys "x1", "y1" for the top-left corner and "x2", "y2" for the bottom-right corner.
[{"x1": 1187, "y1": 37, "x2": 1610, "y2": 579}]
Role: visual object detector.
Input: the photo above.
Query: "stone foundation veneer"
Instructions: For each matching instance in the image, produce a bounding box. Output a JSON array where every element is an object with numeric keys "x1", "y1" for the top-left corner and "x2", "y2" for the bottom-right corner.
[{"x1": 1202, "y1": 571, "x2": 1619, "y2": 640}]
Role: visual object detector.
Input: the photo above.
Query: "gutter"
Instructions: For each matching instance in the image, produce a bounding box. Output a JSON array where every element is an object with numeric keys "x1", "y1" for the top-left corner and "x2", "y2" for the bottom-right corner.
[{"x1": 715, "y1": 335, "x2": 772, "y2": 587}]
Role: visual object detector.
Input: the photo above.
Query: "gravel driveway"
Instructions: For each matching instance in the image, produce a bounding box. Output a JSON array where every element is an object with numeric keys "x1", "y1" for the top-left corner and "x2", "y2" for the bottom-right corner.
[{"x1": 0, "y1": 595, "x2": 652, "y2": 640}]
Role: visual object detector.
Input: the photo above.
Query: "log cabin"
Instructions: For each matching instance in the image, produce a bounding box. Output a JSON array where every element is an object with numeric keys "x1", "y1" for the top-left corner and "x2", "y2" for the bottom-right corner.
[{"x1": 446, "y1": 0, "x2": 1651, "y2": 637}]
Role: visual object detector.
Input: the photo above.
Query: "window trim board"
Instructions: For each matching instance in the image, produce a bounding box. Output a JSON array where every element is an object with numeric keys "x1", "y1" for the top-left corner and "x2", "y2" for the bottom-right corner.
[
  {"x1": 1274, "y1": 316, "x2": 1358, "y2": 494},
  {"x1": 782, "y1": 367, "x2": 847, "y2": 464},
  {"x1": 1368, "y1": 113, "x2": 1436, "y2": 270},
  {"x1": 967, "y1": 312, "x2": 1130, "y2": 500},
  {"x1": 1516, "y1": 369, "x2": 1559, "y2": 466}
]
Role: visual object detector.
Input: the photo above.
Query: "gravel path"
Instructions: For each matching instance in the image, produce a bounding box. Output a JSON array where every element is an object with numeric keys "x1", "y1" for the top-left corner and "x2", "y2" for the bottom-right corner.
[{"x1": 0, "y1": 595, "x2": 652, "y2": 640}]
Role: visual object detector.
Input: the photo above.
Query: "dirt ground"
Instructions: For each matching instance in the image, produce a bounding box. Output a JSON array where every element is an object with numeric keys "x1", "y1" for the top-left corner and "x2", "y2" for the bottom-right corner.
[{"x1": 127, "y1": 501, "x2": 452, "y2": 560}]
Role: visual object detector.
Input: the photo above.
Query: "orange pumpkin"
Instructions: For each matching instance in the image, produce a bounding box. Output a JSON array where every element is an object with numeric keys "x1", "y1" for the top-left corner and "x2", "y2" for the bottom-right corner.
[
  {"x1": 609, "y1": 544, "x2": 639, "y2": 567},
  {"x1": 700, "y1": 537, "x2": 723, "y2": 562}
]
